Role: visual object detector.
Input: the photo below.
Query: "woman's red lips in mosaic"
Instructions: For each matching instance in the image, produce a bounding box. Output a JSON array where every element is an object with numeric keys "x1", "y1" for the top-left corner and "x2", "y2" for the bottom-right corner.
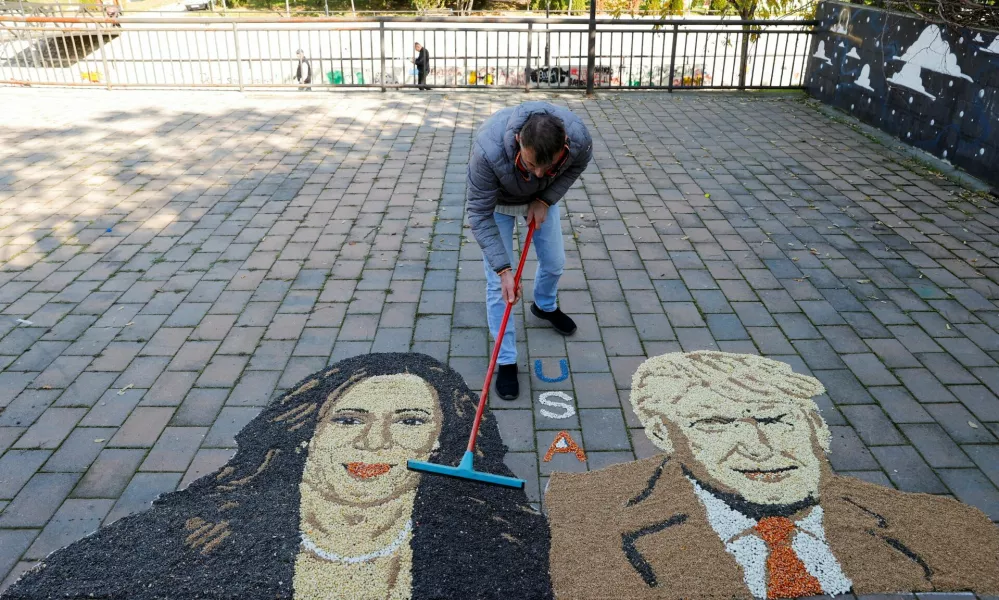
[{"x1": 344, "y1": 463, "x2": 392, "y2": 479}]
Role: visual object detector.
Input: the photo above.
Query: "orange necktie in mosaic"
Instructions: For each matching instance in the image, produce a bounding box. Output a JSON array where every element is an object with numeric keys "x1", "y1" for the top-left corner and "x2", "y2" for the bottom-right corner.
[{"x1": 754, "y1": 516, "x2": 823, "y2": 599}]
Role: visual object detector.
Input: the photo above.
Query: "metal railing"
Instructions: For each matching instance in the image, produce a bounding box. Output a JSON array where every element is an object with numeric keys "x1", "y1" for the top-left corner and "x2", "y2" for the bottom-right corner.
[{"x1": 0, "y1": 14, "x2": 816, "y2": 91}]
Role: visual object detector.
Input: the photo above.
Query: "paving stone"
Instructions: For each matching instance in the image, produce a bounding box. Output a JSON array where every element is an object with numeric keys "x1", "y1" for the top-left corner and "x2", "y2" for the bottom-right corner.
[
  {"x1": 167, "y1": 340, "x2": 219, "y2": 371},
  {"x1": 585, "y1": 451, "x2": 637, "y2": 471},
  {"x1": 140, "y1": 426, "x2": 208, "y2": 472},
  {"x1": 105, "y1": 472, "x2": 183, "y2": 524},
  {"x1": 964, "y1": 445, "x2": 999, "y2": 487},
  {"x1": 732, "y1": 302, "x2": 775, "y2": 327},
  {"x1": 292, "y1": 327, "x2": 337, "y2": 357},
  {"x1": 31, "y1": 356, "x2": 93, "y2": 390},
  {"x1": 196, "y1": 355, "x2": 248, "y2": 388},
  {"x1": 216, "y1": 326, "x2": 266, "y2": 358},
  {"x1": 579, "y1": 409, "x2": 630, "y2": 451},
  {"x1": 634, "y1": 313, "x2": 675, "y2": 341},
  {"x1": 870, "y1": 445, "x2": 947, "y2": 494},
  {"x1": 706, "y1": 314, "x2": 749, "y2": 341},
  {"x1": 838, "y1": 471, "x2": 893, "y2": 488},
  {"x1": 827, "y1": 425, "x2": 880, "y2": 471},
  {"x1": 142, "y1": 371, "x2": 198, "y2": 407},
  {"x1": 950, "y1": 385, "x2": 999, "y2": 422},
  {"x1": 171, "y1": 388, "x2": 228, "y2": 427},
  {"x1": 180, "y1": 448, "x2": 235, "y2": 489},
  {"x1": 503, "y1": 452, "x2": 541, "y2": 503},
  {"x1": 923, "y1": 403, "x2": 996, "y2": 444},
  {"x1": 140, "y1": 327, "x2": 192, "y2": 356},
  {"x1": 572, "y1": 372, "x2": 620, "y2": 408},
  {"x1": 71, "y1": 449, "x2": 146, "y2": 498},
  {"x1": 840, "y1": 405, "x2": 905, "y2": 445},
  {"x1": 567, "y1": 341, "x2": 610, "y2": 373},
  {"x1": 279, "y1": 357, "x2": 327, "y2": 389},
  {"x1": 228, "y1": 371, "x2": 281, "y2": 406},
  {"x1": 338, "y1": 314, "x2": 379, "y2": 341},
  {"x1": 916, "y1": 352, "x2": 978, "y2": 385},
  {"x1": 0, "y1": 372, "x2": 39, "y2": 408},
  {"x1": 41, "y1": 427, "x2": 115, "y2": 473},
  {"x1": 602, "y1": 327, "x2": 644, "y2": 356},
  {"x1": 0, "y1": 388, "x2": 61, "y2": 428},
  {"x1": 870, "y1": 386, "x2": 935, "y2": 423},
  {"x1": 203, "y1": 407, "x2": 262, "y2": 448},
  {"x1": 0, "y1": 530, "x2": 38, "y2": 588},
  {"x1": 894, "y1": 368, "x2": 958, "y2": 403},
  {"x1": 108, "y1": 407, "x2": 174, "y2": 448},
  {"x1": 793, "y1": 339, "x2": 846, "y2": 370},
  {"x1": 79, "y1": 388, "x2": 144, "y2": 427},
  {"x1": 0, "y1": 429, "x2": 22, "y2": 455},
  {"x1": 114, "y1": 356, "x2": 170, "y2": 389},
  {"x1": 813, "y1": 369, "x2": 874, "y2": 405},
  {"x1": 898, "y1": 423, "x2": 972, "y2": 468},
  {"x1": 663, "y1": 302, "x2": 706, "y2": 328},
  {"x1": 865, "y1": 339, "x2": 920, "y2": 369},
  {"x1": 494, "y1": 409, "x2": 535, "y2": 452},
  {"x1": 24, "y1": 499, "x2": 114, "y2": 560},
  {"x1": 936, "y1": 468, "x2": 999, "y2": 520},
  {"x1": 0, "y1": 472, "x2": 80, "y2": 527},
  {"x1": 594, "y1": 301, "x2": 634, "y2": 327},
  {"x1": 775, "y1": 313, "x2": 821, "y2": 340},
  {"x1": 842, "y1": 353, "x2": 898, "y2": 386},
  {"x1": 12, "y1": 408, "x2": 86, "y2": 449}
]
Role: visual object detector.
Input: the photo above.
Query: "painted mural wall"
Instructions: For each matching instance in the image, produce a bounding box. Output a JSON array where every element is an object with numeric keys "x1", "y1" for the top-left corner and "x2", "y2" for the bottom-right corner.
[{"x1": 806, "y1": 0, "x2": 998, "y2": 187}]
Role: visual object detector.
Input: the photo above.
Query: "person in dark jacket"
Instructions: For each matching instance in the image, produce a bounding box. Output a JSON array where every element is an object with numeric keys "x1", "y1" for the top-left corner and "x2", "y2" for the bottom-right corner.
[
  {"x1": 295, "y1": 49, "x2": 312, "y2": 91},
  {"x1": 412, "y1": 42, "x2": 430, "y2": 90},
  {"x1": 466, "y1": 102, "x2": 593, "y2": 400}
]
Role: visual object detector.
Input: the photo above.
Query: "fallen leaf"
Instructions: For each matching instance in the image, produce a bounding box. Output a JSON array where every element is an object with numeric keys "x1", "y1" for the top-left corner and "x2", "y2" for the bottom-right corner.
[
  {"x1": 969, "y1": 421, "x2": 979, "y2": 429},
  {"x1": 118, "y1": 383, "x2": 134, "y2": 395},
  {"x1": 856, "y1": 279, "x2": 871, "y2": 284},
  {"x1": 94, "y1": 438, "x2": 106, "y2": 443}
]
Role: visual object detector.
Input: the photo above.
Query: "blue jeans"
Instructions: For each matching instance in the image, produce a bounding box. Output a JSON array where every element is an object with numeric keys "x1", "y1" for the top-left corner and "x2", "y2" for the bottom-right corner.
[{"x1": 483, "y1": 202, "x2": 564, "y2": 366}]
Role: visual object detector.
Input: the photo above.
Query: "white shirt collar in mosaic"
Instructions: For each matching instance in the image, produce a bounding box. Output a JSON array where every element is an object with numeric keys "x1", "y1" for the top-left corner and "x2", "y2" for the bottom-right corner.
[{"x1": 687, "y1": 477, "x2": 853, "y2": 597}]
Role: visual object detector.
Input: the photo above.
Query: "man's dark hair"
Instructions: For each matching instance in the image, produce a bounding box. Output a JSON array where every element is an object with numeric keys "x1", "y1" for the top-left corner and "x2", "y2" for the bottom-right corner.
[{"x1": 519, "y1": 113, "x2": 566, "y2": 166}]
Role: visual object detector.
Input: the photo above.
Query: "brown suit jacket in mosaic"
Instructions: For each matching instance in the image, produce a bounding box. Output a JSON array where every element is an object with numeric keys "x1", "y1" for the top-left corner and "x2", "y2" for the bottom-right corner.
[{"x1": 545, "y1": 455, "x2": 999, "y2": 600}]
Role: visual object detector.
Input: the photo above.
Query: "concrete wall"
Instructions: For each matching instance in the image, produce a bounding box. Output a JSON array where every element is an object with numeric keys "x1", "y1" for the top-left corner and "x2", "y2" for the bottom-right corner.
[{"x1": 806, "y1": 0, "x2": 998, "y2": 186}]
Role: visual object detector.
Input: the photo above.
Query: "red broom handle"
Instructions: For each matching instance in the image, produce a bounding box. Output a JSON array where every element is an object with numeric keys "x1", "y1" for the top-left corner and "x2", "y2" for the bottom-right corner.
[{"x1": 466, "y1": 221, "x2": 536, "y2": 454}]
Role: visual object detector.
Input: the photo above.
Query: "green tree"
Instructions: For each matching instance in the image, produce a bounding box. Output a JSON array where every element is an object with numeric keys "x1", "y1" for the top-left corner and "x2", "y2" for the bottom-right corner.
[
  {"x1": 709, "y1": 0, "x2": 729, "y2": 14},
  {"x1": 412, "y1": 0, "x2": 445, "y2": 12}
]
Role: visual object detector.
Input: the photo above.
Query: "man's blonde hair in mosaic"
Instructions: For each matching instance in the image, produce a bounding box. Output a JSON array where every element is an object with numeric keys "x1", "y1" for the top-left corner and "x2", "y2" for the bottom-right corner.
[{"x1": 630, "y1": 351, "x2": 831, "y2": 455}]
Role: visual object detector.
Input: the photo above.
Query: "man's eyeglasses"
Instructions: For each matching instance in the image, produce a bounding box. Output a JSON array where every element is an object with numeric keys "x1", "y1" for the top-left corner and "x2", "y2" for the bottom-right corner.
[{"x1": 515, "y1": 138, "x2": 570, "y2": 181}]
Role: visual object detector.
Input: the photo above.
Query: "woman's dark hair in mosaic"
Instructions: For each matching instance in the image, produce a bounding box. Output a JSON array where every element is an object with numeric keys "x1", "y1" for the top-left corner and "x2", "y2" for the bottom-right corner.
[{"x1": 3, "y1": 353, "x2": 553, "y2": 600}]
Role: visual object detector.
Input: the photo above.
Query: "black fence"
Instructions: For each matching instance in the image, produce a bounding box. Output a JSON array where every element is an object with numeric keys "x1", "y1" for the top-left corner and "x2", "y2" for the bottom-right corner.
[{"x1": 0, "y1": 14, "x2": 816, "y2": 91}]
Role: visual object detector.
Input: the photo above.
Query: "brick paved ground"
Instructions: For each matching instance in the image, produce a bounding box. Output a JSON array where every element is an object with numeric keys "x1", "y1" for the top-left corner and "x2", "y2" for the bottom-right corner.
[{"x1": 1, "y1": 88, "x2": 998, "y2": 594}]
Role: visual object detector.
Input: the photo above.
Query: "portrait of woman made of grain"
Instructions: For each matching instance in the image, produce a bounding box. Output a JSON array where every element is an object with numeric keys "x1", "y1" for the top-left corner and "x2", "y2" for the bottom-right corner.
[{"x1": 3, "y1": 353, "x2": 553, "y2": 600}]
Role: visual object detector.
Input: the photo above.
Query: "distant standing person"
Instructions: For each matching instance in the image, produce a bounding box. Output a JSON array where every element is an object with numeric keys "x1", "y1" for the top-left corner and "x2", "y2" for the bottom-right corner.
[
  {"x1": 412, "y1": 42, "x2": 430, "y2": 90},
  {"x1": 466, "y1": 102, "x2": 593, "y2": 400},
  {"x1": 295, "y1": 49, "x2": 312, "y2": 91}
]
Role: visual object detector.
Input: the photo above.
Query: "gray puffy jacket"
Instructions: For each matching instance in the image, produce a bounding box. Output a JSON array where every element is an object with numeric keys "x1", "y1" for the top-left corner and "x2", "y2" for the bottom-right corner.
[{"x1": 466, "y1": 101, "x2": 593, "y2": 273}]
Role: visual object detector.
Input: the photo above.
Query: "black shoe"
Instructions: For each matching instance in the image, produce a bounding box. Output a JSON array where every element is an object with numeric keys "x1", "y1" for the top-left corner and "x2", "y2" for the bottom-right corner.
[
  {"x1": 531, "y1": 303, "x2": 577, "y2": 336},
  {"x1": 495, "y1": 364, "x2": 519, "y2": 400}
]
